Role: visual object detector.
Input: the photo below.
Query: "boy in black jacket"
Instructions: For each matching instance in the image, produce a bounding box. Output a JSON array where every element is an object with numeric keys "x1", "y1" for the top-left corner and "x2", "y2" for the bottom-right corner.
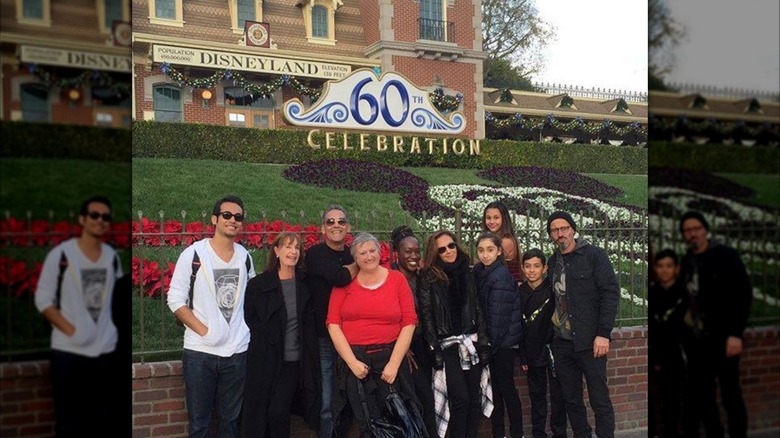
[
  {"x1": 648, "y1": 249, "x2": 687, "y2": 438},
  {"x1": 518, "y1": 249, "x2": 566, "y2": 438}
]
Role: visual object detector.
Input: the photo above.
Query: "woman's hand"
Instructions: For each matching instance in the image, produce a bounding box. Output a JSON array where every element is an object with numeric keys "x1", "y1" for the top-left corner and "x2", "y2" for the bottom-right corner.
[
  {"x1": 349, "y1": 359, "x2": 370, "y2": 379},
  {"x1": 381, "y1": 360, "x2": 400, "y2": 385}
]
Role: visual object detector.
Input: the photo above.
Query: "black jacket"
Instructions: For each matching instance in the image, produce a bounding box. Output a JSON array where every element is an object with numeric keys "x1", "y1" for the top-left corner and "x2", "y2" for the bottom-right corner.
[
  {"x1": 304, "y1": 242, "x2": 354, "y2": 338},
  {"x1": 418, "y1": 260, "x2": 489, "y2": 351},
  {"x1": 548, "y1": 239, "x2": 620, "y2": 352},
  {"x1": 680, "y1": 241, "x2": 752, "y2": 341},
  {"x1": 648, "y1": 279, "x2": 687, "y2": 366},
  {"x1": 243, "y1": 269, "x2": 320, "y2": 436},
  {"x1": 518, "y1": 278, "x2": 555, "y2": 367},
  {"x1": 473, "y1": 261, "x2": 523, "y2": 354}
]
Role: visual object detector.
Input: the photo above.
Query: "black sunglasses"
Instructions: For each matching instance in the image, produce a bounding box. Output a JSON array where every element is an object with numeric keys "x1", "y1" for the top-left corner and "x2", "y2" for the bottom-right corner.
[
  {"x1": 87, "y1": 211, "x2": 112, "y2": 222},
  {"x1": 437, "y1": 242, "x2": 457, "y2": 254},
  {"x1": 324, "y1": 218, "x2": 348, "y2": 226},
  {"x1": 219, "y1": 211, "x2": 244, "y2": 222}
]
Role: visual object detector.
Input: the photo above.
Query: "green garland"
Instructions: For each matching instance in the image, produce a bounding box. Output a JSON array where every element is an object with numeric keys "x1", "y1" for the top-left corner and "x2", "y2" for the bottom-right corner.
[
  {"x1": 486, "y1": 112, "x2": 648, "y2": 137},
  {"x1": 651, "y1": 115, "x2": 779, "y2": 137},
  {"x1": 27, "y1": 64, "x2": 130, "y2": 94}
]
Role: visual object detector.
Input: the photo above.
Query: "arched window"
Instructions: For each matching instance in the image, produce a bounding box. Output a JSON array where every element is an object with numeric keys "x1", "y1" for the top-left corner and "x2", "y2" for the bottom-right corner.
[
  {"x1": 311, "y1": 5, "x2": 328, "y2": 38},
  {"x1": 153, "y1": 84, "x2": 182, "y2": 122},
  {"x1": 20, "y1": 84, "x2": 49, "y2": 122}
]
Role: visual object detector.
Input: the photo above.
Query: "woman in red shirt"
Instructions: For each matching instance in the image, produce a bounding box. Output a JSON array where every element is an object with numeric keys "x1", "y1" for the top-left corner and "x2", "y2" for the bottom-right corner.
[{"x1": 327, "y1": 232, "x2": 418, "y2": 437}]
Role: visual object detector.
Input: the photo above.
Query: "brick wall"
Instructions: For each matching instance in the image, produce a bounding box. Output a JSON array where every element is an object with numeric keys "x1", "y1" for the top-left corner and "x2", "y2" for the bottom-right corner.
[{"x1": 4, "y1": 327, "x2": 777, "y2": 437}]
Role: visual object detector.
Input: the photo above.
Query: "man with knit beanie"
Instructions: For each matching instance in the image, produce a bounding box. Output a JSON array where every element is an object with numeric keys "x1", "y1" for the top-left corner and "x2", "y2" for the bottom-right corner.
[
  {"x1": 679, "y1": 211, "x2": 751, "y2": 438},
  {"x1": 546, "y1": 211, "x2": 620, "y2": 438}
]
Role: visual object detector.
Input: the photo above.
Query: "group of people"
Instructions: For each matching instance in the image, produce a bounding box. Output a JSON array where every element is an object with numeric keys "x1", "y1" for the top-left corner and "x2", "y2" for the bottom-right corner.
[
  {"x1": 33, "y1": 194, "x2": 623, "y2": 438},
  {"x1": 159, "y1": 196, "x2": 621, "y2": 438},
  {"x1": 649, "y1": 212, "x2": 753, "y2": 438}
]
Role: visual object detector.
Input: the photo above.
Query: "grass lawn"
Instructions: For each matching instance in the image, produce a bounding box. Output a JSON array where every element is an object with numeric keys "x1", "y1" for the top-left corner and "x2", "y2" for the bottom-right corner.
[
  {"x1": 133, "y1": 159, "x2": 649, "y2": 220},
  {"x1": 716, "y1": 173, "x2": 780, "y2": 209},
  {"x1": 0, "y1": 158, "x2": 132, "y2": 221}
]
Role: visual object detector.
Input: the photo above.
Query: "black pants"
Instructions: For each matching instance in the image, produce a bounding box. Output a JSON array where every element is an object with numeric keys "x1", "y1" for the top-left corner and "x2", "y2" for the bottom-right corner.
[
  {"x1": 527, "y1": 363, "x2": 567, "y2": 438},
  {"x1": 649, "y1": 346, "x2": 684, "y2": 438},
  {"x1": 552, "y1": 338, "x2": 614, "y2": 438},
  {"x1": 50, "y1": 349, "x2": 117, "y2": 437},
  {"x1": 490, "y1": 348, "x2": 524, "y2": 438},
  {"x1": 410, "y1": 336, "x2": 438, "y2": 437},
  {"x1": 443, "y1": 345, "x2": 483, "y2": 438},
  {"x1": 682, "y1": 338, "x2": 747, "y2": 438}
]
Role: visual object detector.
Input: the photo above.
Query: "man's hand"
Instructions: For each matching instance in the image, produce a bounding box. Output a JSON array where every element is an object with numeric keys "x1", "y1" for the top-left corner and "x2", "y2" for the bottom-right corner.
[
  {"x1": 593, "y1": 336, "x2": 610, "y2": 358},
  {"x1": 726, "y1": 336, "x2": 743, "y2": 357}
]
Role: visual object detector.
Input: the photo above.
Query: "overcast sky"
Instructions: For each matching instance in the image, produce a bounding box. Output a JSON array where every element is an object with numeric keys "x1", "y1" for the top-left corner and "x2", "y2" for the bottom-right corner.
[
  {"x1": 532, "y1": 0, "x2": 648, "y2": 93},
  {"x1": 665, "y1": 0, "x2": 779, "y2": 92}
]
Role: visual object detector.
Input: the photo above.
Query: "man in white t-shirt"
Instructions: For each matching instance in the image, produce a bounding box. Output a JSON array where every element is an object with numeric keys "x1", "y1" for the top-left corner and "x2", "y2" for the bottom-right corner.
[
  {"x1": 167, "y1": 196, "x2": 256, "y2": 438},
  {"x1": 35, "y1": 195, "x2": 123, "y2": 437}
]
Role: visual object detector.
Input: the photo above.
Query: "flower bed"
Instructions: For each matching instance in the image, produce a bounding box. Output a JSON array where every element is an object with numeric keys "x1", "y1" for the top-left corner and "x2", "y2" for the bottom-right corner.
[
  {"x1": 477, "y1": 166, "x2": 624, "y2": 200},
  {"x1": 0, "y1": 218, "x2": 132, "y2": 248}
]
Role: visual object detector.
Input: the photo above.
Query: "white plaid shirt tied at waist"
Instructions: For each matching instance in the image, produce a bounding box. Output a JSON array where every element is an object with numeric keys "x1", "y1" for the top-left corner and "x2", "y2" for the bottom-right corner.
[{"x1": 432, "y1": 333, "x2": 494, "y2": 438}]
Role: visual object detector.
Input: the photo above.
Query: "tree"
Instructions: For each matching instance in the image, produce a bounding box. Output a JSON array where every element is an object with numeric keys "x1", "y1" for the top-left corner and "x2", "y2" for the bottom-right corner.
[
  {"x1": 649, "y1": 0, "x2": 685, "y2": 90},
  {"x1": 482, "y1": 0, "x2": 555, "y2": 82},
  {"x1": 483, "y1": 57, "x2": 537, "y2": 91}
]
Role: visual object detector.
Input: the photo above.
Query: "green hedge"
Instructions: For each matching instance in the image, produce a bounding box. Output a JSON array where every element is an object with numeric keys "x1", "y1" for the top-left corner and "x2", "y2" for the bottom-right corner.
[
  {"x1": 649, "y1": 141, "x2": 779, "y2": 174},
  {"x1": 1, "y1": 121, "x2": 131, "y2": 162},
  {"x1": 132, "y1": 121, "x2": 647, "y2": 174}
]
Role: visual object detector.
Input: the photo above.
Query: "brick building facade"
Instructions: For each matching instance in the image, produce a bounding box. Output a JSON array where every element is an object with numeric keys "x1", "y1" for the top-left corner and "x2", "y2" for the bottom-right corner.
[
  {"x1": 131, "y1": 0, "x2": 486, "y2": 138},
  {"x1": 0, "y1": 0, "x2": 132, "y2": 127}
]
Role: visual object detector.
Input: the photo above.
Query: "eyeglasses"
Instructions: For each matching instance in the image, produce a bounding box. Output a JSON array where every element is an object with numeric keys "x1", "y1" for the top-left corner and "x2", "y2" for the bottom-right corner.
[
  {"x1": 87, "y1": 212, "x2": 112, "y2": 222},
  {"x1": 324, "y1": 218, "x2": 348, "y2": 227},
  {"x1": 550, "y1": 226, "x2": 571, "y2": 235},
  {"x1": 437, "y1": 242, "x2": 457, "y2": 254},
  {"x1": 219, "y1": 211, "x2": 244, "y2": 222}
]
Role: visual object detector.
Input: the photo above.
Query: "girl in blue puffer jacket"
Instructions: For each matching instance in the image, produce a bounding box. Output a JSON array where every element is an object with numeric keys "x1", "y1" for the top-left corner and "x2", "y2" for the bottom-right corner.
[{"x1": 473, "y1": 232, "x2": 526, "y2": 438}]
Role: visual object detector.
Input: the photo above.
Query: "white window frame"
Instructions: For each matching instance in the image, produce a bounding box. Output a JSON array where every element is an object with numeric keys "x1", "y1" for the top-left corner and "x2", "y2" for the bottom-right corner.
[
  {"x1": 15, "y1": 0, "x2": 51, "y2": 27},
  {"x1": 302, "y1": 0, "x2": 341, "y2": 46},
  {"x1": 148, "y1": 0, "x2": 184, "y2": 27},
  {"x1": 229, "y1": 0, "x2": 263, "y2": 35},
  {"x1": 96, "y1": 0, "x2": 130, "y2": 33}
]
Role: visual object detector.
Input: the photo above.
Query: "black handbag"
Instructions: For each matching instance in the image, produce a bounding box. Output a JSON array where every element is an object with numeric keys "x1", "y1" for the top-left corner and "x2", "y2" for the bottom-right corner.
[
  {"x1": 357, "y1": 379, "x2": 405, "y2": 438},
  {"x1": 384, "y1": 385, "x2": 428, "y2": 438}
]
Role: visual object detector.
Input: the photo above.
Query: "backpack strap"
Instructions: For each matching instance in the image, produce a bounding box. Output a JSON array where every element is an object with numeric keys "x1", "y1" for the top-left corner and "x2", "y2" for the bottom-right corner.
[
  {"x1": 188, "y1": 251, "x2": 201, "y2": 310},
  {"x1": 55, "y1": 252, "x2": 69, "y2": 310},
  {"x1": 245, "y1": 253, "x2": 251, "y2": 275},
  {"x1": 113, "y1": 254, "x2": 119, "y2": 275}
]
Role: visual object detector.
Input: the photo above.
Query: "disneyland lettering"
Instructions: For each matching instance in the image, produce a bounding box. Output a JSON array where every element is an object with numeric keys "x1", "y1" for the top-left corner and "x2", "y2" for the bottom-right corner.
[
  {"x1": 152, "y1": 45, "x2": 352, "y2": 80},
  {"x1": 306, "y1": 130, "x2": 481, "y2": 156},
  {"x1": 20, "y1": 46, "x2": 132, "y2": 73}
]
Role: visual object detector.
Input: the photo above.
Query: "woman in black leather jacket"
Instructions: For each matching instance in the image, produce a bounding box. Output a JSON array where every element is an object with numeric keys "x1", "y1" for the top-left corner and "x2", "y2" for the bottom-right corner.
[{"x1": 418, "y1": 230, "x2": 489, "y2": 438}]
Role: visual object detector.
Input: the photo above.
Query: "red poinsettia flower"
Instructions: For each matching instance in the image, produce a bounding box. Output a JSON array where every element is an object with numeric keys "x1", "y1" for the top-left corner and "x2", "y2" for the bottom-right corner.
[
  {"x1": 243, "y1": 222, "x2": 265, "y2": 249},
  {"x1": 162, "y1": 261, "x2": 175, "y2": 293},
  {"x1": 110, "y1": 222, "x2": 132, "y2": 249},
  {"x1": 184, "y1": 222, "x2": 205, "y2": 246},
  {"x1": 163, "y1": 220, "x2": 183, "y2": 246},
  {"x1": 141, "y1": 260, "x2": 162, "y2": 297},
  {"x1": 4, "y1": 217, "x2": 28, "y2": 246},
  {"x1": 379, "y1": 241, "x2": 392, "y2": 268},
  {"x1": 303, "y1": 226, "x2": 320, "y2": 250},
  {"x1": 29, "y1": 220, "x2": 50, "y2": 247},
  {"x1": 138, "y1": 218, "x2": 161, "y2": 246}
]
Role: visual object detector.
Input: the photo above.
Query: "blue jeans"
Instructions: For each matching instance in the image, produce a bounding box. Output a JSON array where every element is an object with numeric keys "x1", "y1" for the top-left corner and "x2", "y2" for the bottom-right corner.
[
  {"x1": 182, "y1": 349, "x2": 247, "y2": 438},
  {"x1": 318, "y1": 337, "x2": 335, "y2": 438}
]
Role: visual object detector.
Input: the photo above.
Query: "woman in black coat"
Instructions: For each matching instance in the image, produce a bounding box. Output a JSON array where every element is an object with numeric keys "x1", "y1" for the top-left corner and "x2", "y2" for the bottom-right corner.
[
  {"x1": 242, "y1": 232, "x2": 320, "y2": 437},
  {"x1": 418, "y1": 230, "x2": 489, "y2": 438}
]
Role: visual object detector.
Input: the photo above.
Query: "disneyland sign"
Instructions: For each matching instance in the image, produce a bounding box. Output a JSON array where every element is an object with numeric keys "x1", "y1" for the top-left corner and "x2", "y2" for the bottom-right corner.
[
  {"x1": 152, "y1": 44, "x2": 351, "y2": 80},
  {"x1": 20, "y1": 46, "x2": 131, "y2": 73},
  {"x1": 283, "y1": 69, "x2": 477, "y2": 154}
]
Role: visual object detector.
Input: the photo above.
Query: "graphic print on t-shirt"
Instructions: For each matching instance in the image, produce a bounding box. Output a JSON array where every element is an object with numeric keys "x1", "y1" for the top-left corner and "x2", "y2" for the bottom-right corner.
[
  {"x1": 552, "y1": 262, "x2": 571, "y2": 338},
  {"x1": 81, "y1": 268, "x2": 107, "y2": 322},
  {"x1": 213, "y1": 268, "x2": 239, "y2": 322}
]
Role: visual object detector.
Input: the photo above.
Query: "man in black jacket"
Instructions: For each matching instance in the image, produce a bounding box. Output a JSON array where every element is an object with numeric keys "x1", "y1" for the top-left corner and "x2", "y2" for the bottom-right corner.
[
  {"x1": 679, "y1": 211, "x2": 751, "y2": 438},
  {"x1": 546, "y1": 211, "x2": 620, "y2": 438},
  {"x1": 304, "y1": 204, "x2": 358, "y2": 438}
]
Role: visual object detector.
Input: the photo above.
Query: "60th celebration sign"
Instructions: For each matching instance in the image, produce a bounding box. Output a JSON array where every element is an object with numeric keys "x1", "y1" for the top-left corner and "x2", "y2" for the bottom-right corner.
[{"x1": 283, "y1": 69, "x2": 465, "y2": 136}]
